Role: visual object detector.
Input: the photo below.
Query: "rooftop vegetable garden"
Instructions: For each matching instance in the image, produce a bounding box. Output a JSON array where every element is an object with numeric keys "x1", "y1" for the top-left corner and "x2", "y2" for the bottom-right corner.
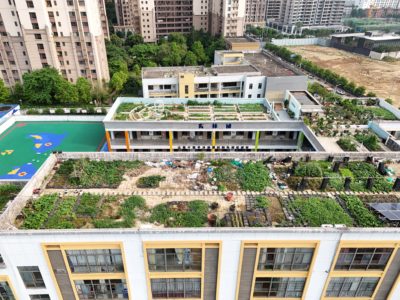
[{"x1": 113, "y1": 101, "x2": 269, "y2": 121}]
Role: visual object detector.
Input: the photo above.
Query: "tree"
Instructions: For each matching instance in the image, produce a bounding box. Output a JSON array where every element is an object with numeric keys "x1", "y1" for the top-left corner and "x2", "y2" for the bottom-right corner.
[
  {"x1": 108, "y1": 59, "x2": 128, "y2": 77},
  {"x1": 22, "y1": 68, "x2": 66, "y2": 105},
  {"x1": 124, "y1": 34, "x2": 144, "y2": 47},
  {"x1": 76, "y1": 77, "x2": 92, "y2": 104},
  {"x1": 91, "y1": 85, "x2": 109, "y2": 104},
  {"x1": 159, "y1": 42, "x2": 187, "y2": 66},
  {"x1": 184, "y1": 51, "x2": 198, "y2": 66},
  {"x1": 191, "y1": 41, "x2": 207, "y2": 64},
  {"x1": 167, "y1": 32, "x2": 186, "y2": 44},
  {"x1": 55, "y1": 80, "x2": 78, "y2": 104},
  {"x1": 10, "y1": 82, "x2": 23, "y2": 103},
  {"x1": 109, "y1": 71, "x2": 128, "y2": 93},
  {"x1": 0, "y1": 79, "x2": 10, "y2": 102}
]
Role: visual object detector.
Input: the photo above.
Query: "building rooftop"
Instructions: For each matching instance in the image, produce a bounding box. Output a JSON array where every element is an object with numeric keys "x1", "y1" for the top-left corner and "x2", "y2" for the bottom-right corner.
[
  {"x1": 7, "y1": 156, "x2": 400, "y2": 230},
  {"x1": 142, "y1": 64, "x2": 261, "y2": 79},
  {"x1": 226, "y1": 37, "x2": 256, "y2": 43},
  {"x1": 244, "y1": 52, "x2": 298, "y2": 77},
  {"x1": 108, "y1": 98, "x2": 273, "y2": 121},
  {"x1": 291, "y1": 91, "x2": 320, "y2": 106},
  {"x1": 212, "y1": 64, "x2": 260, "y2": 74}
]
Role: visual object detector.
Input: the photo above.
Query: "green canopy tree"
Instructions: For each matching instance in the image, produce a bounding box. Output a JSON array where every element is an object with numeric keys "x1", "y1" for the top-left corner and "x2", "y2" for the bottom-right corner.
[
  {"x1": 55, "y1": 80, "x2": 78, "y2": 104},
  {"x1": 22, "y1": 68, "x2": 66, "y2": 105},
  {"x1": 0, "y1": 79, "x2": 10, "y2": 102},
  {"x1": 124, "y1": 33, "x2": 144, "y2": 47},
  {"x1": 184, "y1": 51, "x2": 198, "y2": 66},
  {"x1": 10, "y1": 82, "x2": 23, "y2": 103},
  {"x1": 109, "y1": 71, "x2": 129, "y2": 93},
  {"x1": 76, "y1": 77, "x2": 92, "y2": 104},
  {"x1": 191, "y1": 41, "x2": 207, "y2": 64}
]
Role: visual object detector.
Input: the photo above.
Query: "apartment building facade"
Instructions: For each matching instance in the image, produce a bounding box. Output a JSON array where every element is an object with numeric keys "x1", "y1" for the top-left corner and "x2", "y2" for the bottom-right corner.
[
  {"x1": 266, "y1": 0, "x2": 346, "y2": 34},
  {"x1": 115, "y1": 0, "x2": 249, "y2": 41},
  {"x1": 0, "y1": 0, "x2": 110, "y2": 86},
  {"x1": 114, "y1": 0, "x2": 209, "y2": 42},
  {"x1": 1, "y1": 228, "x2": 400, "y2": 299}
]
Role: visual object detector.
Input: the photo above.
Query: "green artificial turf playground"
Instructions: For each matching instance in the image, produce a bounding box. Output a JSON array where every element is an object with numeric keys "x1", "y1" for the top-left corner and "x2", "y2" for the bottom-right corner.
[{"x1": 0, "y1": 121, "x2": 105, "y2": 179}]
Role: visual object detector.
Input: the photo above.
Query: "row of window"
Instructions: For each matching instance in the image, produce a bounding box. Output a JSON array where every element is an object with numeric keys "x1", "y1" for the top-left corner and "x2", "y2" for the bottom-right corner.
[
  {"x1": 253, "y1": 276, "x2": 379, "y2": 299},
  {"x1": 0, "y1": 246, "x2": 395, "y2": 299}
]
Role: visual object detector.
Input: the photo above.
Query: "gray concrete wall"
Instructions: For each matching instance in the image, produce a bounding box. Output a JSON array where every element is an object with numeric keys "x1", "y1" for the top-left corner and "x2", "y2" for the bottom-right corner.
[{"x1": 57, "y1": 151, "x2": 400, "y2": 162}]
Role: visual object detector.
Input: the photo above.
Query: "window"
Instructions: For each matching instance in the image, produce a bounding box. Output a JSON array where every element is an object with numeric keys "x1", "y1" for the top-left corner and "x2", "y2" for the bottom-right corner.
[
  {"x1": 151, "y1": 278, "x2": 201, "y2": 299},
  {"x1": 37, "y1": 44, "x2": 44, "y2": 50},
  {"x1": 185, "y1": 85, "x2": 189, "y2": 94},
  {"x1": 148, "y1": 85, "x2": 153, "y2": 90},
  {"x1": 74, "y1": 279, "x2": 128, "y2": 299},
  {"x1": 0, "y1": 281, "x2": 15, "y2": 299},
  {"x1": 258, "y1": 248, "x2": 314, "y2": 271},
  {"x1": 147, "y1": 248, "x2": 201, "y2": 272},
  {"x1": 249, "y1": 83, "x2": 253, "y2": 89},
  {"x1": 254, "y1": 277, "x2": 305, "y2": 298},
  {"x1": 26, "y1": 1, "x2": 34, "y2": 8},
  {"x1": 34, "y1": 34, "x2": 41, "y2": 40},
  {"x1": 66, "y1": 249, "x2": 124, "y2": 273},
  {"x1": 30, "y1": 295, "x2": 50, "y2": 300},
  {"x1": 258, "y1": 83, "x2": 262, "y2": 89},
  {"x1": 18, "y1": 266, "x2": 45, "y2": 288},
  {"x1": 326, "y1": 277, "x2": 379, "y2": 297},
  {"x1": 335, "y1": 248, "x2": 393, "y2": 271}
]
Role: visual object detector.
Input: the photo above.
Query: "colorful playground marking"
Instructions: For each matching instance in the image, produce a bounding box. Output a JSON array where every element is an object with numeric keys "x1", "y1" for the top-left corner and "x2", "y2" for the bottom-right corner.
[{"x1": 0, "y1": 122, "x2": 105, "y2": 180}]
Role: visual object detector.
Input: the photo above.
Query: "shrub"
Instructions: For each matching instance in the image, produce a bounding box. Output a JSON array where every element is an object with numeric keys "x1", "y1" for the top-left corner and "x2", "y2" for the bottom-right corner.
[
  {"x1": 54, "y1": 108, "x2": 65, "y2": 115},
  {"x1": 295, "y1": 162, "x2": 323, "y2": 177},
  {"x1": 137, "y1": 175, "x2": 166, "y2": 188},
  {"x1": 339, "y1": 168, "x2": 354, "y2": 178},
  {"x1": 87, "y1": 107, "x2": 96, "y2": 114},
  {"x1": 150, "y1": 200, "x2": 208, "y2": 227},
  {"x1": 76, "y1": 193, "x2": 101, "y2": 217},
  {"x1": 289, "y1": 197, "x2": 353, "y2": 226},
  {"x1": 42, "y1": 108, "x2": 51, "y2": 114},
  {"x1": 255, "y1": 196, "x2": 270, "y2": 209},
  {"x1": 26, "y1": 109, "x2": 39, "y2": 115},
  {"x1": 101, "y1": 108, "x2": 107, "y2": 114},
  {"x1": 355, "y1": 133, "x2": 381, "y2": 151},
  {"x1": 237, "y1": 162, "x2": 270, "y2": 192},
  {"x1": 49, "y1": 159, "x2": 143, "y2": 188},
  {"x1": 0, "y1": 184, "x2": 21, "y2": 210},
  {"x1": 337, "y1": 137, "x2": 357, "y2": 151},
  {"x1": 22, "y1": 194, "x2": 58, "y2": 229},
  {"x1": 341, "y1": 195, "x2": 381, "y2": 227},
  {"x1": 70, "y1": 108, "x2": 78, "y2": 114}
]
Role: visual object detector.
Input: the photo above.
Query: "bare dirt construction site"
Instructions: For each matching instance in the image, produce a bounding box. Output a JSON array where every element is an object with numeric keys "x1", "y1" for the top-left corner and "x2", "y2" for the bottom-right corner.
[{"x1": 289, "y1": 45, "x2": 400, "y2": 106}]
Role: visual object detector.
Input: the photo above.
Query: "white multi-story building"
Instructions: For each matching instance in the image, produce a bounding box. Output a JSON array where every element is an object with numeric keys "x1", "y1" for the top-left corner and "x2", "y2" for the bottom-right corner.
[
  {"x1": 0, "y1": 0, "x2": 110, "y2": 86},
  {"x1": 141, "y1": 51, "x2": 307, "y2": 101},
  {"x1": 1, "y1": 228, "x2": 400, "y2": 299}
]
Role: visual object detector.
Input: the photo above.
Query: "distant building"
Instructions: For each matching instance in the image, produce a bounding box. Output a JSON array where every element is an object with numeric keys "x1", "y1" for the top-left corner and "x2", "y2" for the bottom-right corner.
[
  {"x1": 114, "y1": 0, "x2": 211, "y2": 42},
  {"x1": 266, "y1": 0, "x2": 346, "y2": 34},
  {"x1": 0, "y1": 0, "x2": 110, "y2": 86},
  {"x1": 331, "y1": 32, "x2": 400, "y2": 57},
  {"x1": 141, "y1": 51, "x2": 307, "y2": 101}
]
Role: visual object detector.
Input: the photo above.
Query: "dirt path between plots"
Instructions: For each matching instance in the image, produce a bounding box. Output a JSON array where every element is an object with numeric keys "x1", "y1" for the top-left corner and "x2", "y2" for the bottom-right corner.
[{"x1": 289, "y1": 45, "x2": 400, "y2": 106}]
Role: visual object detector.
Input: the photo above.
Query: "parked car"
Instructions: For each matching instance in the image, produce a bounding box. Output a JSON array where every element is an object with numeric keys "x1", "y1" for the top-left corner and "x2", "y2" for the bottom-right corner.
[{"x1": 277, "y1": 182, "x2": 288, "y2": 190}]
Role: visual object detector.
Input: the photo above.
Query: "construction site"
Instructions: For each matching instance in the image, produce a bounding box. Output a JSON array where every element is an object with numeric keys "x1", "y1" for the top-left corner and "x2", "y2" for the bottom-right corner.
[{"x1": 289, "y1": 45, "x2": 400, "y2": 106}]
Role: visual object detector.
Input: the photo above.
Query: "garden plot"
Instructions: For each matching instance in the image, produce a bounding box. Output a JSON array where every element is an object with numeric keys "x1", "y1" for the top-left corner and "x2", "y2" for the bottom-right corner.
[{"x1": 283, "y1": 160, "x2": 392, "y2": 193}]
